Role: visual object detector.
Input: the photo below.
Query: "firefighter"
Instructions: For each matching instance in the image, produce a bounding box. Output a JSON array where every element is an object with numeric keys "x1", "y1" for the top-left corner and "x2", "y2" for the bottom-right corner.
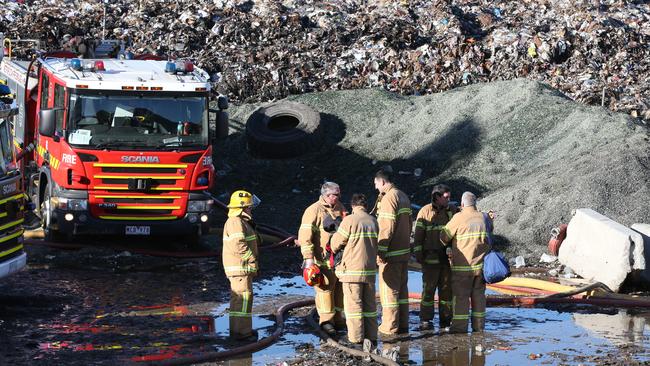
[
  {"x1": 298, "y1": 181, "x2": 347, "y2": 336},
  {"x1": 330, "y1": 193, "x2": 378, "y2": 349},
  {"x1": 373, "y1": 168, "x2": 412, "y2": 335},
  {"x1": 222, "y1": 190, "x2": 261, "y2": 341},
  {"x1": 413, "y1": 184, "x2": 458, "y2": 331},
  {"x1": 440, "y1": 191, "x2": 491, "y2": 334}
]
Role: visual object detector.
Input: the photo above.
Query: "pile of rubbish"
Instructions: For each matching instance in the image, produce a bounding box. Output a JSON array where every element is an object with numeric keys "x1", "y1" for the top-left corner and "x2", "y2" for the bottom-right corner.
[{"x1": 1, "y1": 0, "x2": 648, "y2": 120}]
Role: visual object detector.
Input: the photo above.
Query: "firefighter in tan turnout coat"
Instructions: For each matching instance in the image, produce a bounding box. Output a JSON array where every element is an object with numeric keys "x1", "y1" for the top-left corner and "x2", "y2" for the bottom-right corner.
[
  {"x1": 299, "y1": 182, "x2": 348, "y2": 336},
  {"x1": 440, "y1": 191, "x2": 491, "y2": 334},
  {"x1": 222, "y1": 190, "x2": 261, "y2": 341},
  {"x1": 330, "y1": 193, "x2": 379, "y2": 345},
  {"x1": 373, "y1": 169, "x2": 412, "y2": 335},
  {"x1": 413, "y1": 184, "x2": 459, "y2": 330}
]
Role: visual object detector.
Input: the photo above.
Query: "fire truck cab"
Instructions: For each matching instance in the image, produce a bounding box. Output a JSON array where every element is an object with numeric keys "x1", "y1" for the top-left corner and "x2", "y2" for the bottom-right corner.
[{"x1": 1, "y1": 51, "x2": 226, "y2": 242}]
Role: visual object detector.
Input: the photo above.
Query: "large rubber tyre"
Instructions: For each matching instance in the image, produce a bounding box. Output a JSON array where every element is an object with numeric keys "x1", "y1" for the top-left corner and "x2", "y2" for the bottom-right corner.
[{"x1": 245, "y1": 101, "x2": 323, "y2": 158}]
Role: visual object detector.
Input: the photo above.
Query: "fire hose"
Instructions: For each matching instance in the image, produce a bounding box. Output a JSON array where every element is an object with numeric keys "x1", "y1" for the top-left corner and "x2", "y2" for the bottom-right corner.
[{"x1": 305, "y1": 307, "x2": 400, "y2": 366}]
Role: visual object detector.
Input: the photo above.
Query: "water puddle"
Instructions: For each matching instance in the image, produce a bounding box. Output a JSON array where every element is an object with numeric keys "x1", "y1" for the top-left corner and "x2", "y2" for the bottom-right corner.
[
  {"x1": 246, "y1": 272, "x2": 650, "y2": 365},
  {"x1": 26, "y1": 271, "x2": 650, "y2": 365}
]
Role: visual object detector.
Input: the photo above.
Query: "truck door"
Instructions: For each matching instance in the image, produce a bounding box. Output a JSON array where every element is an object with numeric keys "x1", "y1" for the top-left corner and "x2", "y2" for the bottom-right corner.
[{"x1": 35, "y1": 73, "x2": 64, "y2": 176}]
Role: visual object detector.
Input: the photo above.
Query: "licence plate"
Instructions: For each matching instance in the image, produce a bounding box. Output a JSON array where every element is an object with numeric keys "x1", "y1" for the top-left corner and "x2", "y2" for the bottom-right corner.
[{"x1": 125, "y1": 226, "x2": 150, "y2": 235}]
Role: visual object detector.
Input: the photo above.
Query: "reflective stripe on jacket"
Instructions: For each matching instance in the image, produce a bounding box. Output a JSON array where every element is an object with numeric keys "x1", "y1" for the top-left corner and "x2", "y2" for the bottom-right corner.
[
  {"x1": 298, "y1": 197, "x2": 347, "y2": 268},
  {"x1": 440, "y1": 206, "x2": 490, "y2": 276},
  {"x1": 375, "y1": 184, "x2": 412, "y2": 263},
  {"x1": 222, "y1": 212, "x2": 260, "y2": 277},
  {"x1": 413, "y1": 203, "x2": 456, "y2": 265},
  {"x1": 331, "y1": 206, "x2": 378, "y2": 283}
]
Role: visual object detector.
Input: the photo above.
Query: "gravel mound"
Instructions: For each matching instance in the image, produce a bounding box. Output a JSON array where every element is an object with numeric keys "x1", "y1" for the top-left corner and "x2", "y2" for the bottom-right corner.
[{"x1": 214, "y1": 79, "x2": 650, "y2": 260}]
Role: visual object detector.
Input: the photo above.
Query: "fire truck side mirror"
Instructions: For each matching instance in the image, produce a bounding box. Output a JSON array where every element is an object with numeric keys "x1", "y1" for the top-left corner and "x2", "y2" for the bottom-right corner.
[
  {"x1": 217, "y1": 95, "x2": 229, "y2": 110},
  {"x1": 209, "y1": 108, "x2": 229, "y2": 140},
  {"x1": 38, "y1": 108, "x2": 63, "y2": 138}
]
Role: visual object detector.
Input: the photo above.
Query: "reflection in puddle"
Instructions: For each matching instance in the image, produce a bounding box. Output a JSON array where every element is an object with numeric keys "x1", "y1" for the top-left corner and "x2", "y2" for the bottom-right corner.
[
  {"x1": 248, "y1": 274, "x2": 650, "y2": 365},
  {"x1": 29, "y1": 272, "x2": 650, "y2": 365}
]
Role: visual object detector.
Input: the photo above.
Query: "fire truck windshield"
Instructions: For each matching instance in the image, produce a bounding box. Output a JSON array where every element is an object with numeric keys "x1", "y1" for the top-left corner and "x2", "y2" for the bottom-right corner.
[
  {"x1": 67, "y1": 92, "x2": 208, "y2": 150},
  {"x1": 0, "y1": 115, "x2": 17, "y2": 175}
]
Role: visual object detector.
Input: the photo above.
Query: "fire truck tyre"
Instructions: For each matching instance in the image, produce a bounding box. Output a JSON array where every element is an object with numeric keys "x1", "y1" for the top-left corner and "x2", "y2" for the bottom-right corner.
[
  {"x1": 245, "y1": 101, "x2": 323, "y2": 159},
  {"x1": 41, "y1": 188, "x2": 70, "y2": 243}
]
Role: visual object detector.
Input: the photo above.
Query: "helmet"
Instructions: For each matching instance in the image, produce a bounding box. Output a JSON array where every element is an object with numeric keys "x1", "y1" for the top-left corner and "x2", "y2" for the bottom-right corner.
[
  {"x1": 228, "y1": 190, "x2": 255, "y2": 209},
  {"x1": 303, "y1": 263, "x2": 323, "y2": 287},
  {"x1": 227, "y1": 190, "x2": 260, "y2": 217}
]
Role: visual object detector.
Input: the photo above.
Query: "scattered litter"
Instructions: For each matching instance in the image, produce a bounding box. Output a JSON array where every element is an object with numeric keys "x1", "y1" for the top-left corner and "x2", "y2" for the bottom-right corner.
[
  {"x1": 514, "y1": 256, "x2": 526, "y2": 268},
  {"x1": 0, "y1": 1, "x2": 647, "y2": 121},
  {"x1": 539, "y1": 253, "x2": 558, "y2": 263}
]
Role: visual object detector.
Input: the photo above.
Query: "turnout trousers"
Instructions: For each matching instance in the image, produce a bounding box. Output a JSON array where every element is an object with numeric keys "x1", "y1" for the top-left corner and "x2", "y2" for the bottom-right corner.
[
  {"x1": 315, "y1": 268, "x2": 345, "y2": 326},
  {"x1": 378, "y1": 262, "x2": 409, "y2": 334},
  {"x1": 342, "y1": 282, "x2": 378, "y2": 343},
  {"x1": 228, "y1": 275, "x2": 254, "y2": 339},
  {"x1": 450, "y1": 273, "x2": 486, "y2": 333},
  {"x1": 420, "y1": 264, "x2": 452, "y2": 327}
]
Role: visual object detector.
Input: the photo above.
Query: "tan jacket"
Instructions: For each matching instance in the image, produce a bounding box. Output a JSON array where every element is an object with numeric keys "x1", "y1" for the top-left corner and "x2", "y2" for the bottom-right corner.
[
  {"x1": 298, "y1": 197, "x2": 347, "y2": 269},
  {"x1": 222, "y1": 212, "x2": 260, "y2": 277},
  {"x1": 440, "y1": 206, "x2": 490, "y2": 276},
  {"x1": 413, "y1": 203, "x2": 457, "y2": 266},
  {"x1": 375, "y1": 184, "x2": 412, "y2": 263},
  {"x1": 330, "y1": 206, "x2": 378, "y2": 283}
]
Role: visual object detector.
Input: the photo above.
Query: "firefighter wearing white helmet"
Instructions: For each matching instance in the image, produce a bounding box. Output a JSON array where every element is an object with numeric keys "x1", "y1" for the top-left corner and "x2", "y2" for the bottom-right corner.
[{"x1": 222, "y1": 190, "x2": 261, "y2": 342}]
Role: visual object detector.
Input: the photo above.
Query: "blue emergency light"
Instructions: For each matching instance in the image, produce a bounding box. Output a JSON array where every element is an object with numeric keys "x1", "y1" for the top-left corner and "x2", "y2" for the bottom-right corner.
[
  {"x1": 70, "y1": 59, "x2": 83, "y2": 71},
  {"x1": 165, "y1": 61, "x2": 176, "y2": 73}
]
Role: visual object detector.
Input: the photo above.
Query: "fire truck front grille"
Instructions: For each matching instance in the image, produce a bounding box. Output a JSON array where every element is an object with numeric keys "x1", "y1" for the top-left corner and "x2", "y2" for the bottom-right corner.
[
  {"x1": 102, "y1": 197, "x2": 175, "y2": 204},
  {"x1": 101, "y1": 167, "x2": 179, "y2": 174},
  {"x1": 91, "y1": 194, "x2": 183, "y2": 220},
  {"x1": 100, "y1": 178, "x2": 177, "y2": 185},
  {"x1": 104, "y1": 208, "x2": 175, "y2": 215}
]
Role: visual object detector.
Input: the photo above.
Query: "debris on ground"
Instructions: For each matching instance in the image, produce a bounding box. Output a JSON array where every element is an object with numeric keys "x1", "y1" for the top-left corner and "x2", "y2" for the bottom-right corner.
[
  {"x1": 558, "y1": 208, "x2": 646, "y2": 291},
  {"x1": 1, "y1": 0, "x2": 648, "y2": 122}
]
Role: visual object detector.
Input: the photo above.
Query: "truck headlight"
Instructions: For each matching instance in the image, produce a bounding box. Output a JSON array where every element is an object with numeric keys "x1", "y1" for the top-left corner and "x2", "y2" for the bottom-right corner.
[
  {"x1": 187, "y1": 199, "x2": 213, "y2": 213},
  {"x1": 55, "y1": 198, "x2": 88, "y2": 211}
]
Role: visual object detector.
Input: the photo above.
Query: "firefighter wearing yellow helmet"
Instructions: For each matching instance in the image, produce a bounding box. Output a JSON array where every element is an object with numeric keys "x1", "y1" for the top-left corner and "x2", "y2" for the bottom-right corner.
[{"x1": 222, "y1": 190, "x2": 261, "y2": 341}]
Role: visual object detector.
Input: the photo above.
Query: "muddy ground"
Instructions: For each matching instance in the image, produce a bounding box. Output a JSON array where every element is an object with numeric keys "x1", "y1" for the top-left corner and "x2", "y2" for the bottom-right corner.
[{"x1": 2, "y1": 232, "x2": 650, "y2": 366}]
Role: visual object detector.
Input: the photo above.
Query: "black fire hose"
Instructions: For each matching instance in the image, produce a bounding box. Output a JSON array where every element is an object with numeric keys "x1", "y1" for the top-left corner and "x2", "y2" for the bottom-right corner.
[
  {"x1": 305, "y1": 307, "x2": 400, "y2": 366},
  {"x1": 136, "y1": 299, "x2": 315, "y2": 366}
]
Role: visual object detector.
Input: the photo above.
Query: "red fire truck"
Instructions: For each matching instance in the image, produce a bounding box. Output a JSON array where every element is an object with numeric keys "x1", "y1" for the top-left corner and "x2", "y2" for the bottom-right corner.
[{"x1": 0, "y1": 50, "x2": 228, "y2": 242}]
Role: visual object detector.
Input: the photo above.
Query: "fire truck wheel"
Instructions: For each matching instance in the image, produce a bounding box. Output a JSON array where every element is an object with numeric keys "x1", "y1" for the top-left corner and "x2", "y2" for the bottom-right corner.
[
  {"x1": 41, "y1": 187, "x2": 70, "y2": 243},
  {"x1": 245, "y1": 101, "x2": 323, "y2": 159}
]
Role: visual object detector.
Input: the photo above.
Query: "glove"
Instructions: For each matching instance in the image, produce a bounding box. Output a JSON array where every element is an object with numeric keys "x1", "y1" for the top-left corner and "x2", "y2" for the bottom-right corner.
[
  {"x1": 446, "y1": 247, "x2": 453, "y2": 264},
  {"x1": 302, "y1": 258, "x2": 314, "y2": 269}
]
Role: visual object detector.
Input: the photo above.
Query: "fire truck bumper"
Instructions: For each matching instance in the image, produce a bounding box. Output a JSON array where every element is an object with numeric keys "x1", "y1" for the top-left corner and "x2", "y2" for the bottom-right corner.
[
  {"x1": 52, "y1": 210, "x2": 211, "y2": 237},
  {"x1": 0, "y1": 251, "x2": 27, "y2": 279}
]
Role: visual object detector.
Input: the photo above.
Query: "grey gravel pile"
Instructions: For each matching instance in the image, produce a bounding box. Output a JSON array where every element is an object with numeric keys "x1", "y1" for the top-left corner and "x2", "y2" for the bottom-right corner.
[
  {"x1": 1, "y1": 0, "x2": 649, "y2": 122},
  {"x1": 215, "y1": 79, "x2": 650, "y2": 260}
]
